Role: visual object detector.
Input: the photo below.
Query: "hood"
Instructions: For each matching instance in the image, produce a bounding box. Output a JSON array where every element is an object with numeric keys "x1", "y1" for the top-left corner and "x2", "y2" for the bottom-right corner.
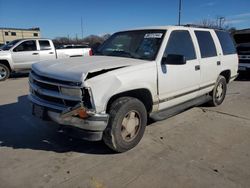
[
  {"x1": 0, "y1": 50, "x2": 10, "y2": 57},
  {"x1": 32, "y1": 56, "x2": 148, "y2": 82}
]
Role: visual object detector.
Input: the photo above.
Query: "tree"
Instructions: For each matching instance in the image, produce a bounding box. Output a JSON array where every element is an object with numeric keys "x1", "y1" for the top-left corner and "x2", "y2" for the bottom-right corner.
[
  {"x1": 195, "y1": 16, "x2": 234, "y2": 30},
  {"x1": 52, "y1": 34, "x2": 111, "y2": 48}
]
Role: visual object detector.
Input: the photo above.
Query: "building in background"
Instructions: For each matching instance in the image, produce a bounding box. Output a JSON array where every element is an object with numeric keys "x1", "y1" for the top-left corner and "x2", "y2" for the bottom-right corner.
[{"x1": 0, "y1": 27, "x2": 41, "y2": 46}]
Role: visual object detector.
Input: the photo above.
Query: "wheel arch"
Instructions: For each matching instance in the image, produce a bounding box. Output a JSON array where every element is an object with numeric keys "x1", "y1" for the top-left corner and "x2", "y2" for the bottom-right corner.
[
  {"x1": 106, "y1": 88, "x2": 153, "y2": 114},
  {"x1": 219, "y1": 70, "x2": 231, "y2": 83},
  {"x1": 0, "y1": 60, "x2": 12, "y2": 72}
]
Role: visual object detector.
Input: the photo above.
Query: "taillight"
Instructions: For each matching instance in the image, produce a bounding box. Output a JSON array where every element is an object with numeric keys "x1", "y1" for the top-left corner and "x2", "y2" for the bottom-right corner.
[{"x1": 89, "y1": 49, "x2": 93, "y2": 56}]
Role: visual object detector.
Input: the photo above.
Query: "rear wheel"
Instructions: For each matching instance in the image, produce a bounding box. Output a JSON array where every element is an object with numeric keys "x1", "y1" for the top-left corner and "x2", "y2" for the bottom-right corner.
[
  {"x1": 103, "y1": 97, "x2": 147, "y2": 152},
  {"x1": 208, "y1": 75, "x2": 227, "y2": 106},
  {"x1": 0, "y1": 63, "x2": 10, "y2": 81}
]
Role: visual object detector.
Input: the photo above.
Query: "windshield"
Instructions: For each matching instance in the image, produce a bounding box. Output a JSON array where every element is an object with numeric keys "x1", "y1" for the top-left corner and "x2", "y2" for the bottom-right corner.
[
  {"x1": 2, "y1": 39, "x2": 22, "y2": 51},
  {"x1": 96, "y1": 30, "x2": 166, "y2": 60}
]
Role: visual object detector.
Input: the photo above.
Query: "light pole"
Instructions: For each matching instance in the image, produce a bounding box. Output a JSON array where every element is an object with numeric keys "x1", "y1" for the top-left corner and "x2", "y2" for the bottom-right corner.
[
  {"x1": 178, "y1": 0, "x2": 182, "y2": 26},
  {"x1": 81, "y1": 17, "x2": 83, "y2": 39},
  {"x1": 218, "y1": 17, "x2": 225, "y2": 28}
]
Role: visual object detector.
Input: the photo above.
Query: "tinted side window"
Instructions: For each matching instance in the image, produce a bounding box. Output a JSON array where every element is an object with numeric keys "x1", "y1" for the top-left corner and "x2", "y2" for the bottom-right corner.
[
  {"x1": 195, "y1": 31, "x2": 217, "y2": 58},
  {"x1": 164, "y1": 30, "x2": 196, "y2": 61},
  {"x1": 13, "y1": 40, "x2": 37, "y2": 52},
  {"x1": 216, "y1": 31, "x2": 236, "y2": 55},
  {"x1": 39, "y1": 40, "x2": 51, "y2": 50}
]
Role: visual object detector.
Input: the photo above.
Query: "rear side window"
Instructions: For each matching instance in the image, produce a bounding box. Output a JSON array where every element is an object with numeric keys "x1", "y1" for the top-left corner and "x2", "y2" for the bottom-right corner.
[
  {"x1": 39, "y1": 40, "x2": 51, "y2": 50},
  {"x1": 195, "y1": 31, "x2": 217, "y2": 58},
  {"x1": 164, "y1": 30, "x2": 196, "y2": 61},
  {"x1": 216, "y1": 31, "x2": 236, "y2": 55}
]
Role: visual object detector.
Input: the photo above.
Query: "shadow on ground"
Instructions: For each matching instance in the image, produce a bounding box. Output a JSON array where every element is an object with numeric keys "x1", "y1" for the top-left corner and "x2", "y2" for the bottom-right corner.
[
  {"x1": 0, "y1": 95, "x2": 114, "y2": 155},
  {"x1": 9, "y1": 72, "x2": 29, "y2": 79}
]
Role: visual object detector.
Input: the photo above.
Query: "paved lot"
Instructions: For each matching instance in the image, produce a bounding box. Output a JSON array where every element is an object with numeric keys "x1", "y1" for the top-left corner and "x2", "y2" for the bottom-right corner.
[{"x1": 0, "y1": 74, "x2": 250, "y2": 188}]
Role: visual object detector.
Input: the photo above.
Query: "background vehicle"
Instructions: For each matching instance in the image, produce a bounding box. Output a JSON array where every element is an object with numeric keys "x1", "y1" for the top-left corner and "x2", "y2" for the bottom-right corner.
[
  {"x1": 0, "y1": 39, "x2": 92, "y2": 81},
  {"x1": 29, "y1": 26, "x2": 238, "y2": 152},
  {"x1": 233, "y1": 29, "x2": 250, "y2": 72}
]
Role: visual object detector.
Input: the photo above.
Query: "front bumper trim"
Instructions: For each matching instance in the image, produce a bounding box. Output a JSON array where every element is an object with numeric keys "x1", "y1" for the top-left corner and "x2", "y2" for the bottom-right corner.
[{"x1": 28, "y1": 94, "x2": 109, "y2": 133}]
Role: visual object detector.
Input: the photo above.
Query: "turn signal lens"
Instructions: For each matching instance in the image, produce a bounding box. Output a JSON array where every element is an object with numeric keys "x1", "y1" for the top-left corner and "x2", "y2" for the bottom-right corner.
[{"x1": 77, "y1": 108, "x2": 88, "y2": 119}]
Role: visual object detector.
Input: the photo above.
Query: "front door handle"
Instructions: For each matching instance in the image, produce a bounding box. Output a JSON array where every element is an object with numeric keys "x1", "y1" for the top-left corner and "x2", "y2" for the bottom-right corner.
[
  {"x1": 195, "y1": 65, "x2": 200, "y2": 71},
  {"x1": 217, "y1": 61, "x2": 221, "y2": 66},
  {"x1": 49, "y1": 52, "x2": 54, "y2": 54},
  {"x1": 32, "y1": 53, "x2": 39, "y2": 55}
]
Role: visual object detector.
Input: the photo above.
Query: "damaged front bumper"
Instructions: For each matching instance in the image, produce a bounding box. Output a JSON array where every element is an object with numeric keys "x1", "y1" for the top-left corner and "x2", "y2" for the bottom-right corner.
[{"x1": 28, "y1": 94, "x2": 109, "y2": 141}]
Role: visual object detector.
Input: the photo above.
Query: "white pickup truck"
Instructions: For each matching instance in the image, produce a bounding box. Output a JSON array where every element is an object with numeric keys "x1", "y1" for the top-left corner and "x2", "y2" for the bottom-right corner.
[
  {"x1": 29, "y1": 26, "x2": 238, "y2": 152},
  {"x1": 0, "y1": 38, "x2": 92, "y2": 81}
]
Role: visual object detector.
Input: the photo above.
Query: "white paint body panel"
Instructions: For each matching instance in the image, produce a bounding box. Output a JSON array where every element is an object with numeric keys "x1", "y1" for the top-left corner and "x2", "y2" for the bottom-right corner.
[
  {"x1": 0, "y1": 39, "x2": 91, "y2": 72},
  {"x1": 29, "y1": 26, "x2": 239, "y2": 115}
]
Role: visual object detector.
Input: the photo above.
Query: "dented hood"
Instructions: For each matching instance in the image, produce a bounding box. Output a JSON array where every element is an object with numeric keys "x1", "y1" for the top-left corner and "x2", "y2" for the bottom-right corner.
[{"x1": 32, "y1": 56, "x2": 148, "y2": 83}]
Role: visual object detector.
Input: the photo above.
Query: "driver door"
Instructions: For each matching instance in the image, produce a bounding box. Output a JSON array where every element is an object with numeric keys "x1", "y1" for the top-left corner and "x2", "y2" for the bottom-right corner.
[
  {"x1": 158, "y1": 30, "x2": 200, "y2": 110},
  {"x1": 11, "y1": 40, "x2": 40, "y2": 69}
]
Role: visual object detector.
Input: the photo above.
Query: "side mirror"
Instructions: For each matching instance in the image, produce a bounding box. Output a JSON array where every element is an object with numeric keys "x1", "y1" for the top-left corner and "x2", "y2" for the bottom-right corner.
[{"x1": 161, "y1": 54, "x2": 186, "y2": 65}]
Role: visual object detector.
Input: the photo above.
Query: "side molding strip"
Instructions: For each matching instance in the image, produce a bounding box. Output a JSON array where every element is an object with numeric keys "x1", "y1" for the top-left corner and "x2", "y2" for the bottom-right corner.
[{"x1": 154, "y1": 83, "x2": 215, "y2": 104}]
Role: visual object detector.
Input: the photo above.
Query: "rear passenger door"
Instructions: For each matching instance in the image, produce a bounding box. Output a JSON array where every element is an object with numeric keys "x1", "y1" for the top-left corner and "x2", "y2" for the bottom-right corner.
[
  {"x1": 38, "y1": 40, "x2": 56, "y2": 61},
  {"x1": 194, "y1": 30, "x2": 220, "y2": 95},
  {"x1": 158, "y1": 30, "x2": 200, "y2": 110}
]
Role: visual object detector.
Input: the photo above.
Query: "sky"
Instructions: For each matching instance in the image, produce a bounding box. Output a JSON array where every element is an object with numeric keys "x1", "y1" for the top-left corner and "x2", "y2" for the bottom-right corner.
[{"x1": 0, "y1": 0, "x2": 250, "y2": 39}]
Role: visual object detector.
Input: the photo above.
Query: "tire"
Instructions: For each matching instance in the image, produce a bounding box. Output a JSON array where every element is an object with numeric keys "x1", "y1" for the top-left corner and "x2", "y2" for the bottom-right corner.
[
  {"x1": 103, "y1": 97, "x2": 147, "y2": 153},
  {"x1": 0, "y1": 63, "x2": 10, "y2": 81},
  {"x1": 208, "y1": 75, "x2": 227, "y2": 106}
]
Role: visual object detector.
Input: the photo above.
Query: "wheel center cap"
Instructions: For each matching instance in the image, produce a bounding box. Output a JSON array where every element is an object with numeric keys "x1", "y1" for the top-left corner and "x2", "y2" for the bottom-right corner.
[{"x1": 126, "y1": 119, "x2": 137, "y2": 133}]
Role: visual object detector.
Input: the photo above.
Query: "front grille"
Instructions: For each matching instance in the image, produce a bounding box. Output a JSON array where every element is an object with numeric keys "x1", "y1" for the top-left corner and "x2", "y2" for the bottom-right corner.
[
  {"x1": 34, "y1": 79, "x2": 59, "y2": 92},
  {"x1": 29, "y1": 70, "x2": 83, "y2": 109},
  {"x1": 239, "y1": 59, "x2": 250, "y2": 64}
]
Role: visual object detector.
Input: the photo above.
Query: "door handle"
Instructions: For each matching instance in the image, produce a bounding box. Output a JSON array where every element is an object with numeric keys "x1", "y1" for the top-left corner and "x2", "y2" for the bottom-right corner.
[
  {"x1": 195, "y1": 65, "x2": 200, "y2": 71},
  {"x1": 32, "y1": 53, "x2": 39, "y2": 55},
  {"x1": 49, "y1": 52, "x2": 54, "y2": 54},
  {"x1": 217, "y1": 61, "x2": 221, "y2": 66}
]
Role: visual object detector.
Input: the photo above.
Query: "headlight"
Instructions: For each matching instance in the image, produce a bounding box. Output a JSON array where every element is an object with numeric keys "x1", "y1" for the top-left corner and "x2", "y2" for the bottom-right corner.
[{"x1": 60, "y1": 87, "x2": 82, "y2": 97}]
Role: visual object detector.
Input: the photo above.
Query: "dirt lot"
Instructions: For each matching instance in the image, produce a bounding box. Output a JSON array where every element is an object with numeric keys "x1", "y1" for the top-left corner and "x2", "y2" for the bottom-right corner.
[{"x1": 0, "y1": 75, "x2": 250, "y2": 188}]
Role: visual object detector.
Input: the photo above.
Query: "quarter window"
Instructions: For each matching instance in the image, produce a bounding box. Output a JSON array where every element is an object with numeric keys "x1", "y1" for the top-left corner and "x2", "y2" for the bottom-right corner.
[
  {"x1": 13, "y1": 40, "x2": 37, "y2": 52},
  {"x1": 164, "y1": 30, "x2": 196, "y2": 61},
  {"x1": 215, "y1": 31, "x2": 236, "y2": 55},
  {"x1": 195, "y1": 31, "x2": 217, "y2": 58}
]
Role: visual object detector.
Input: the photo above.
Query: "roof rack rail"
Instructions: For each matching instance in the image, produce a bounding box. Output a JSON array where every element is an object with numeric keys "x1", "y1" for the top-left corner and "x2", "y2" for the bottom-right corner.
[{"x1": 181, "y1": 24, "x2": 224, "y2": 30}]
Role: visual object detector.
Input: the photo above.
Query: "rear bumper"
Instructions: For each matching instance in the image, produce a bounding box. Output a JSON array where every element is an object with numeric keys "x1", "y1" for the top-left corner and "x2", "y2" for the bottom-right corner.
[{"x1": 28, "y1": 94, "x2": 109, "y2": 141}]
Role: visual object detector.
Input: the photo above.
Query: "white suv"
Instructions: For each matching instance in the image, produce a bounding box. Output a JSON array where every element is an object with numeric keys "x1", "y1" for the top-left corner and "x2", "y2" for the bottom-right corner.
[{"x1": 29, "y1": 26, "x2": 238, "y2": 152}]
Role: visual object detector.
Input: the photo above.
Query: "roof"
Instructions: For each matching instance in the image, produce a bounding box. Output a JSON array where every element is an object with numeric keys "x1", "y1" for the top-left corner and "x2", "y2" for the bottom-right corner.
[
  {"x1": 0, "y1": 27, "x2": 40, "y2": 31},
  {"x1": 122, "y1": 25, "x2": 220, "y2": 32}
]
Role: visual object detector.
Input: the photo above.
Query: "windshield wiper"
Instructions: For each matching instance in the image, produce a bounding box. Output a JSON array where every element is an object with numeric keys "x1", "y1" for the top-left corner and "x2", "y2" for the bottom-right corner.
[{"x1": 108, "y1": 51, "x2": 136, "y2": 58}]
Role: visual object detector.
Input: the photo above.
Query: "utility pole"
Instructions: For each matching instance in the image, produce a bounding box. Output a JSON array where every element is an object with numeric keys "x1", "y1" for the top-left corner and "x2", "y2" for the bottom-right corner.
[
  {"x1": 81, "y1": 17, "x2": 83, "y2": 39},
  {"x1": 178, "y1": 0, "x2": 182, "y2": 26},
  {"x1": 218, "y1": 17, "x2": 225, "y2": 28}
]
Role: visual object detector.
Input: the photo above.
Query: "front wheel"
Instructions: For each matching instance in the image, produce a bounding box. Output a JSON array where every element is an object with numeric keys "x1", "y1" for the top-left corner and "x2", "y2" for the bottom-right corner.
[
  {"x1": 103, "y1": 97, "x2": 147, "y2": 153},
  {"x1": 0, "y1": 64, "x2": 10, "y2": 81},
  {"x1": 208, "y1": 75, "x2": 227, "y2": 106}
]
